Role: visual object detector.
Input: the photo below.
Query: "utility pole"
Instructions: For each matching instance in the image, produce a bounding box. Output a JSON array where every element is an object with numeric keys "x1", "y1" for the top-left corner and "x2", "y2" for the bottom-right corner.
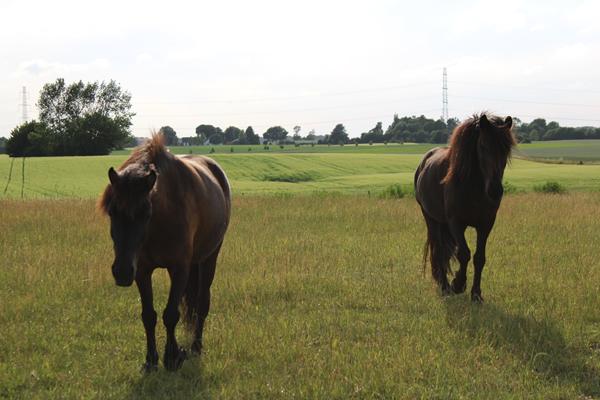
[
  {"x1": 441, "y1": 68, "x2": 448, "y2": 122},
  {"x1": 20, "y1": 86, "x2": 28, "y2": 123}
]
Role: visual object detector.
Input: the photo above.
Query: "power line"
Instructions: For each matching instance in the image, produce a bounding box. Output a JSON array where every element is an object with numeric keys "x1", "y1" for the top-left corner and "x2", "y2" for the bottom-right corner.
[
  {"x1": 450, "y1": 80, "x2": 600, "y2": 95},
  {"x1": 132, "y1": 95, "x2": 439, "y2": 118},
  {"x1": 452, "y1": 94, "x2": 600, "y2": 108},
  {"x1": 20, "y1": 87, "x2": 28, "y2": 123},
  {"x1": 131, "y1": 108, "x2": 442, "y2": 134},
  {"x1": 134, "y1": 81, "x2": 438, "y2": 105},
  {"x1": 442, "y1": 67, "x2": 448, "y2": 122}
]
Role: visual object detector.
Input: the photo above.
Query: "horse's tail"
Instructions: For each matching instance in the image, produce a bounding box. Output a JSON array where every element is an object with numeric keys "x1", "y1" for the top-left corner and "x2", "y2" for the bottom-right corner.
[
  {"x1": 181, "y1": 264, "x2": 200, "y2": 331},
  {"x1": 422, "y1": 217, "x2": 456, "y2": 284}
]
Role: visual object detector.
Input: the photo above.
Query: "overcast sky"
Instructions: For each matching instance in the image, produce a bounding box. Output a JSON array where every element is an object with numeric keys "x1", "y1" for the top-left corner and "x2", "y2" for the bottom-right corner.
[{"x1": 1, "y1": 0, "x2": 599, "y2": 138}]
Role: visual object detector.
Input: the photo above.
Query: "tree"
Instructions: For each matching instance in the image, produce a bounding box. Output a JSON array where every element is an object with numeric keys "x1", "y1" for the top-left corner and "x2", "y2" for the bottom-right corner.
[
  {"x1": 293, "y1": 125, "x2": 301, "y2": 140},
  {"x1": 263, "y1": 126, "x2": 288, "y2": 143},
  {"x1": 305, "y1": 129, "x2": 316, "y2": 141},
  {"x1": 329, "y1": 123, "x2": 349, "y2": 144},
  {"x1": 208, "y1": 127, "x2": 224, "y2": 144},
  {"x1": 223, "y1": 126, "x2": 244, "y2": 144},
  {"x1": 34, "y1": 78, "x2": 134, "y2": 155},
  {"x1": 244, "y1": 126, "x2": 260, "y2": 144},
  {"x1": 6, "y1": 120, "x2": 49, "y2": 156},
  {"x1": 195, "y1": 124, "x2": 219, "y2": 143},
  {"x1": 159, "y1": 126, "x2": 178, "y2": 146},
  {"x1": 360, "y1": 121, "x2": 384, "y2": 143}
]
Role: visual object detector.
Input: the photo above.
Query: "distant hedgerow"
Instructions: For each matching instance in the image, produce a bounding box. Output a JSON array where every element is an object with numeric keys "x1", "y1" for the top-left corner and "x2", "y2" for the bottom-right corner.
[
  {"x1": 379, "y1": 184, "x2": 406, "y2": 199},
  {"x1": 533, "y1": 181, "x2": 566, "y2": 194}
]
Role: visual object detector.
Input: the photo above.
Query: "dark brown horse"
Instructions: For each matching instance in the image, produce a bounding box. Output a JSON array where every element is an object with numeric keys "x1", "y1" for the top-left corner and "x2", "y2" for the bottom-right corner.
[
  {"x1": 99, "y1": 134, "x2": 231, "y2": 371},
  {"x1": 414, "y1": 112, "x2": 515, "y2": 302}
]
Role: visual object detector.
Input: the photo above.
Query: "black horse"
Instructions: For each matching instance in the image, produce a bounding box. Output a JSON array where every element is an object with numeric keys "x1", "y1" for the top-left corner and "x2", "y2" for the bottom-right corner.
[
  {"x1": 99, "y1": 134, "x2": 231, "y2": 371},
  {"x1": 414, "y1": 113, "x2": 515, "y2": 302}
]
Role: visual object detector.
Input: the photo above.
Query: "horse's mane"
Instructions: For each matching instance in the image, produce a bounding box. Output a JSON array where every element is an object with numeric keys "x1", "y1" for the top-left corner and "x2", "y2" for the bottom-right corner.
[
  {"x1": 442, "y1": 112, "x2": 515, "y2": 184},
  {"x1": 97, "y1": 133, "x2": 171, "y2": 214}
]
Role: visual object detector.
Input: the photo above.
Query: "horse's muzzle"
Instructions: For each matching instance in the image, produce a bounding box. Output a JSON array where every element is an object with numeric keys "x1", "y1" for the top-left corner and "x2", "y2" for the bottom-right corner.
[{"x1": 112, "y1": 262, "x2": 135, "y2": 287}]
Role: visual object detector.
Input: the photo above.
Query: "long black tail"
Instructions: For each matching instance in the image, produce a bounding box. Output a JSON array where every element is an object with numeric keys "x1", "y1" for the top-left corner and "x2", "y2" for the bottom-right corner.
[
  {"x1": 181, "y1": 264, "x2": 200, "y2": 331},
  {"x1": 423, "y1": 216, "x2": 456, "y2": 284}
]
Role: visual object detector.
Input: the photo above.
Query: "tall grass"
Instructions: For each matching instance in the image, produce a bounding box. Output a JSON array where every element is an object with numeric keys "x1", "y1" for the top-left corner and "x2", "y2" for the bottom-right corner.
[{"x1": 0, "y1": 194, "x2": 599, "y2": 398}]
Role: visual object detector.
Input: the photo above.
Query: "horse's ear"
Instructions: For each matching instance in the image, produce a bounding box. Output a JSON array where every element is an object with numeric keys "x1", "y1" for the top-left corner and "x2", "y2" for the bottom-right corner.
[
  {"x1": 145, "y1": 169, "x2": 157, "y2": 192},
  {"x1": 108, "y1": 167, "x2": 119, "y2": 185},
  {"x1": 504, "y1": 116, "x2": 513, "y2": 129},
  {"x1": 479, "y1": 114, "x2": 491, "y2": 131}
]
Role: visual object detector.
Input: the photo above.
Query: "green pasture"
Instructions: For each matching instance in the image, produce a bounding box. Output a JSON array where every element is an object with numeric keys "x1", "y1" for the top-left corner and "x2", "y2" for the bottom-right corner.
[
  {"x1": 110, "y1": 139, "x2": 600, "y2": 162},
  {"x1": 516, "y1": 139, "x2": 600, "y2": 162},
  {"x1": 1, "y1": 194, "x2": 599, "y2": 399},
  {"x1": 110, "y1": 142, "x2": 438, "y2": 156},
  {"x1": 1, "y1": 151, "x2": 599, "y2": 199}
]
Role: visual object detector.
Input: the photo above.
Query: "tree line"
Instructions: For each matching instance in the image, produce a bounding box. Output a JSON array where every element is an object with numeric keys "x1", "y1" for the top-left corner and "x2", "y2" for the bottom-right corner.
[
  {"x1": 4, "y1": 78, "x2": 600, "y2": 157},
  {"x1": 512, "y1": 118, "x2": 600, "y2": 143}
]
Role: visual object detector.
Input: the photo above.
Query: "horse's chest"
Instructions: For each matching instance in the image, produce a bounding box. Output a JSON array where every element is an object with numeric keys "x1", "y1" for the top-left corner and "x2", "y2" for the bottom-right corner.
[{"x1": 445, "y1": 192, "x2": 498, "y2": 226}]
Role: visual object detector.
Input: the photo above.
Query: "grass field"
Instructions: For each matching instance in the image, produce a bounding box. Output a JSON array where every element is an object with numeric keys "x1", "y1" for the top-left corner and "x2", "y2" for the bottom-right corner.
[
  {"x1": 110, "y1": 143, "x2": 439, "y2": 156},
  {"x1": 1, "y1": 148, "x2": 599, "y2": 199},
  {"x1": 516, "y1": 140, "x2": 600, "y2": 162},
  {"x1": 1, "y1": 194, "x2": 599, "y2": 399},
  {"x1": 110, "y1": 139, "x2": 600, "y2": 161}
]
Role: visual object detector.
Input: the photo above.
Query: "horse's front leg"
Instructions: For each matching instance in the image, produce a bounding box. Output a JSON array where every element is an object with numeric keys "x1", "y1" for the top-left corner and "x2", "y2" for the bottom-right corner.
[
  {"x1": 135, "y1": 268, "x2": 159, "y2": 372},
  {"x1": 449, "y1": 222, "x2": 470, "y2": 294},
  {"x1": 472, "y1": 224, "x2": 492, "y2": 303},
  {"x1": 163, "y1": 266, "x2": 189, "y2": 371}
]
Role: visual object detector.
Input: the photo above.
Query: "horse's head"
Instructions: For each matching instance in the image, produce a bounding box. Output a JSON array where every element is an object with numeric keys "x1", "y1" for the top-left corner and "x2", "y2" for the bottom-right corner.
[
  {"x1": 104, "y1": 164, "x2": 157, "y2": 287},
  {"x1": 477, "y1": 114, "x2": 516, "y2": 184}
]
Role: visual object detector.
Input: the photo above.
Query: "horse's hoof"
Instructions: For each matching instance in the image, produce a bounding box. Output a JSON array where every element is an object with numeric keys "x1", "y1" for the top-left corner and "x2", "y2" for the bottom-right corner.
[
  {"x1": 164, "y1": 347, "x2": 187, "y2": 371},
  {"x1": 141, "y1": 361, "x2": 158, "y2": 374},
  {"x1": 450, "y1": 279, "x2": 466, "y2": 294},
  {"x1": 471, "y1": 292, "x2": 484, "y2": 303},
  {"x1": 441, "y1": 286, "x2": 453, "y2": 297},
  {"x1": 191, "y1": 341, "x2": 202, "y2": 356}
]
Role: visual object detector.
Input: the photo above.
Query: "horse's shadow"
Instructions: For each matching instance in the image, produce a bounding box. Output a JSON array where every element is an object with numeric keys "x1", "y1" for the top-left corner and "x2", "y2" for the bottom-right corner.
[
  {"x1": 123, "y1": 356, "x2": 212, "y2": 400},
  {"x1": 444, "y1": 297, "x2": 599, "y2": 397}
]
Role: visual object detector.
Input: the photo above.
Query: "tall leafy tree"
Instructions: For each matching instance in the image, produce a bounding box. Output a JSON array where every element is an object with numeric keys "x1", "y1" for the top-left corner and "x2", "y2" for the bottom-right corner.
[
  {"x1": 223, "y1": 126, "x2": 244, "y2": 144},
  {"x1": 263, "y1": 126, "x2": 288, "y2": 142},
  {"x1": 31, "y1": 78, "x2": 134, "y2": 155},
  {"x1": 195, "y1": 124, "x2": 218, "y2": 143},
  {"x1": 244, "y1": 126, "x2": 260, "y2": 144},
  {"x1": 293, "y1": 125, "x2": 301, "y2": 140},
  {"x1": 329, "y1": 123, "x2": 349, "y2": 144},
  {"x1": 159, "y1": 126, "x2": 178, "y2": 146}
]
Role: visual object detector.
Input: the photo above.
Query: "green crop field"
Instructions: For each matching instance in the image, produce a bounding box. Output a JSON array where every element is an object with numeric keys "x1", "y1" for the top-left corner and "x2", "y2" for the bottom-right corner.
[
  {"x1": 110, "y1": 142, "x2": 439, "y2": 156},
  {"x1": 1, "y1": 194, "x2": 599, "y2": 399},
  {"x1": 1, "y1": 142, "x2": 600, "y2": 199},
  {"x1": 517, "y1": 140, "x2": 600, "y2": 162}
]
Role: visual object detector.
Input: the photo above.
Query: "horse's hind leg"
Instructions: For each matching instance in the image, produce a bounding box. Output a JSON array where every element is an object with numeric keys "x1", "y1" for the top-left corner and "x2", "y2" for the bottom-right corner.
[
  {"x1": 449, "y1": 222, "x2": 470, "y2": 294},
  {"x1": 163, "y1": 266, "x2": 190, "y2": 371},
  {"x1": 191, "y1": 244, "x2": 221, "y2": 355},
  {"x1": 471, "y1": 224, "x2": 492, "y2": 303}
]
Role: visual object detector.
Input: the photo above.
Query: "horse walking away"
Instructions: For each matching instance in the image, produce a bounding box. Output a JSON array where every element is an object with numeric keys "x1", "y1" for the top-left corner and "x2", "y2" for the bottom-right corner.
[
  {"x1": 99, "y1": 134, "x2": 231, "y2": 371},
  {"x1": 414, "y1": 112, "x2": 515, "y2": 302}
]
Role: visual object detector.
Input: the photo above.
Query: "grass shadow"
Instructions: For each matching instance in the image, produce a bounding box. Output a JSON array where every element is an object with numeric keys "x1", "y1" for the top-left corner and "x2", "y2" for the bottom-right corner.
[
  {"x1": 123, "y1": 356, "x2": 212, "y2": 400},
  {"x1": 444, "y1": 298, "x2": 599, "y2": 397}
]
